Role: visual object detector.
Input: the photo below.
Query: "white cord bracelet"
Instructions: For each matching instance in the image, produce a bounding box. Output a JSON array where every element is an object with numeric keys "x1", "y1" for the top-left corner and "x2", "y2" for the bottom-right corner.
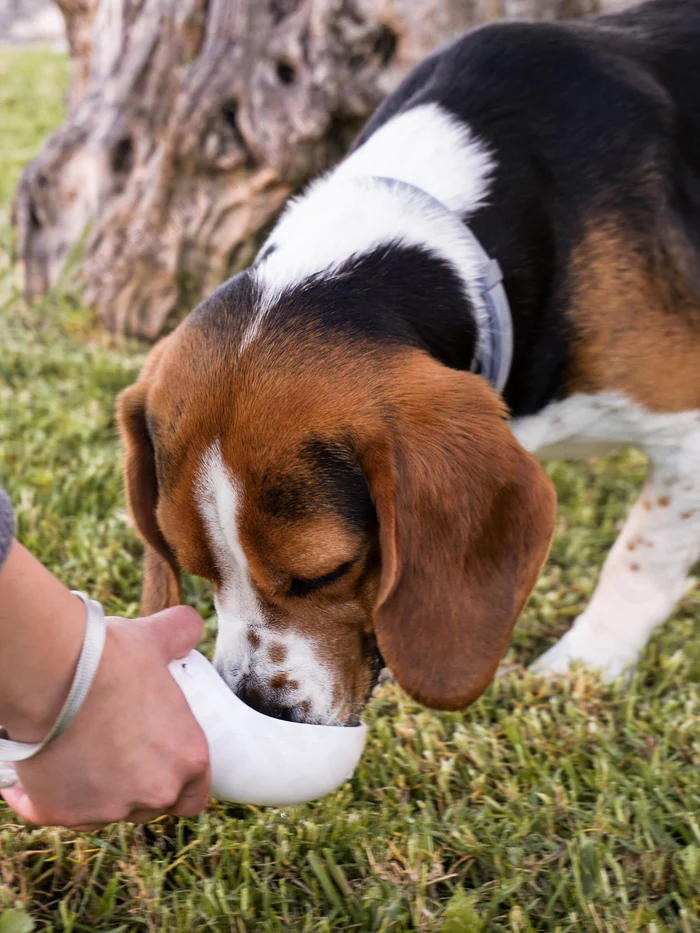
[{"x1": 0, "y1": 591, "x2": 106, "y2": 789}]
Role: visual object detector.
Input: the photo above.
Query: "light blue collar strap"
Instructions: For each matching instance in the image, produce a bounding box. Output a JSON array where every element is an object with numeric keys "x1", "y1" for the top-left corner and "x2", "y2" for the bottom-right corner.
[
  {"x1": 461, "y1": 223, "x2": 513, "y2": 395},
  {"x1": 369, "y1": 176, "x2": 513, "y2": 395}
]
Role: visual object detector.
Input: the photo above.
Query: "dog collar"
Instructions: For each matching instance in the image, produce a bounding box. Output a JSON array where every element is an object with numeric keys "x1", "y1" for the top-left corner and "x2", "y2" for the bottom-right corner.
[{"x1": 370, "y1": 177, "x2": 513, "y2": 395}]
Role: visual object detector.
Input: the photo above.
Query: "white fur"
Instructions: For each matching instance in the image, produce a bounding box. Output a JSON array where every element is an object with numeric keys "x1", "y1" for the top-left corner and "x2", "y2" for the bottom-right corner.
[
  {"x1": 196, "y1": 441, "x2": 338, "y2": 722},
  {"x1": 333, "y1": 103, "x2": 495, "y2": 216},
  {"x1": 512, "y1": 394, "x2": 700, "y2": 679},
  {"x1": 241, "y1": 104, "x2": 495, "y2": 356}
]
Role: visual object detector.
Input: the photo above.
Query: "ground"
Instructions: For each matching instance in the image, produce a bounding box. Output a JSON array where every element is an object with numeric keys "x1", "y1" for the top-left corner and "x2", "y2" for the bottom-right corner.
[{"x1": 0, "y1": 47, "x2": 698, "y2": 933}]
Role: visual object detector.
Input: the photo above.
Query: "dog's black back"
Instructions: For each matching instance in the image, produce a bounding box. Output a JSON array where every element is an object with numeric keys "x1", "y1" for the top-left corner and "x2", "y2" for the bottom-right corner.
[{"x1": 354, "y1": 0, "x2": 700, "y2": 416}]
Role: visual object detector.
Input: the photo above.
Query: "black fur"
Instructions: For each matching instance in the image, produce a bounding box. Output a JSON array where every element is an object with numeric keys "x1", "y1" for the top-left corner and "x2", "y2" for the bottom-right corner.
[
  {"x1": 301, "y1": 437, "x2": 377, "y2": 534},
  {"x1": 191, "y1": 1, "x2": 700, "y2": 424},
  {"x1": 187, "y1": 270, "x2": 255, "y2": 347},
  {"x1": 264, "y1": 246, "x2": 478, "y2": 372},
  {"x1": 352, "y1": 0, "x2": 700, "y2": 416},
  {"x1": 256, "y1": 438, "x2": 376, "y2": 535}
]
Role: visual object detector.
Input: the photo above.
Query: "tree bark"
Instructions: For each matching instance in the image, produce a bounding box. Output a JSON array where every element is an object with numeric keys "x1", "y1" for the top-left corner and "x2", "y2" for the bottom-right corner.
[{"x1": 14, "y1": 0, "x2": 631, "y2": 339}]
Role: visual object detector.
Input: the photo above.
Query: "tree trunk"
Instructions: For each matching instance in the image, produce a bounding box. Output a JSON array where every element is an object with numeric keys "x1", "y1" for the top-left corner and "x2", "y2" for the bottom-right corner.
[{"x1": 14, "y1": 0, "x2": 630, "y2": 339}]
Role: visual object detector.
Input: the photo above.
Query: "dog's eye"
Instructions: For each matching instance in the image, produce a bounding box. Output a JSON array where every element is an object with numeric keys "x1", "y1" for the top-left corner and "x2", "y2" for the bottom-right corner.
[{"x1": 288, "y1": 560, "x2": 355, "y2": 598}]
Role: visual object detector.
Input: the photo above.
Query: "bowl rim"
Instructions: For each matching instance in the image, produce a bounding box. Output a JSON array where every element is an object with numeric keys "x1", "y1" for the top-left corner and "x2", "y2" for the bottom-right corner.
[{"x1": 172, "y1": 651, "x2": 368, "y2": 736}]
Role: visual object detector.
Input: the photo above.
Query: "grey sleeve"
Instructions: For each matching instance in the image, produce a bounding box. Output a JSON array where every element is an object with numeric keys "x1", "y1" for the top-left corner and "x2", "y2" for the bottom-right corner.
[{"x1": 0, "y1": 489, "x2": 15, "y2": 573}]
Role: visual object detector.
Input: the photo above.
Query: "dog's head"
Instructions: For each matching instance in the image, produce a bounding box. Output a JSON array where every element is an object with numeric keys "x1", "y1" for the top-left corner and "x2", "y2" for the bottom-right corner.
[{"x1": 118, "y1": 272, "x2": 556, "y2": 724}]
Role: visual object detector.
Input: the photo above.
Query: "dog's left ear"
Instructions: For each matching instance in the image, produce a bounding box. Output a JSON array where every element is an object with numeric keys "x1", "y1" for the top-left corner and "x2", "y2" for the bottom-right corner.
[
  {"x1": 361, "y1": 352, "x2": 557, "y2": 711},
  {"x1": 117, "y1": 338, "x2": 181, "y2": 615}
]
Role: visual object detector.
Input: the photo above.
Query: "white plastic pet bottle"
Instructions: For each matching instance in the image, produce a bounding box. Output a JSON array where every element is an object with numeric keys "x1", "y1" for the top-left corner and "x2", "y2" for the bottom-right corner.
[{"x1": 168, "y1": 650, "x2": 367, "y2": 806}]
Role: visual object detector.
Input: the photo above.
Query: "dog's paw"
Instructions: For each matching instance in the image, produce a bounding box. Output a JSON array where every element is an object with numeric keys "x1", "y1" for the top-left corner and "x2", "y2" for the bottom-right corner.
[{"x1": 530, "y1": 617, "x2": 641, "y2": 682}]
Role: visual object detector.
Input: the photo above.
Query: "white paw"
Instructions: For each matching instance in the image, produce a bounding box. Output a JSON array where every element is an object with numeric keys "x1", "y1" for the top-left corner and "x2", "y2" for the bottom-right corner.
[{"x1": 530, "y1": 617, "x2": 642, "y2": 682}]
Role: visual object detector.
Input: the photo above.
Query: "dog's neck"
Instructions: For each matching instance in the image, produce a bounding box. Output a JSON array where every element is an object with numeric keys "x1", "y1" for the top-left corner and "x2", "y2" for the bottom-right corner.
[
  {"x1": 367, "y1": 176, "x2": 513, "y2": 393},
  {"x1": 252, "y1": 172, "x2": 512, "y2": 390}
]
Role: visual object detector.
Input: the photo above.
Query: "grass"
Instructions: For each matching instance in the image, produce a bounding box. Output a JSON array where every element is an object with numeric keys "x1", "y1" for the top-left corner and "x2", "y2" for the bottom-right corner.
[
  {"x1": 0, "y1": 48, "x2": 699, "y2": 933},
  {"x1": 0, "y1": 48, "x2": 69, "y2": 206}
]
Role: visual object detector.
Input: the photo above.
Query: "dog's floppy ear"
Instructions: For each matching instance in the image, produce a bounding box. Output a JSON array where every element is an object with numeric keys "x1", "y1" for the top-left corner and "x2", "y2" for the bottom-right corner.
[
  {"x1": 117, "y1": 340, "x2": 181, "y2": 615},
  {"x1": 362, "y1": 353, "x2": 557, "y2": 711}
]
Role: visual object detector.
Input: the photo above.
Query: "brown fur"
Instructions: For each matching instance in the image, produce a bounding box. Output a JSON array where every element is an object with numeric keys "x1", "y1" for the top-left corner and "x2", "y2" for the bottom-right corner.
[
  {"x1": 568, "y1": 219, "x2": 700, "y2": 411},
  {"x1": 362, "y1": 353, "x2": 557, "y2": 709},
  {"x1": 118, "y1": 323, "x2": 557, "y2": 718}
]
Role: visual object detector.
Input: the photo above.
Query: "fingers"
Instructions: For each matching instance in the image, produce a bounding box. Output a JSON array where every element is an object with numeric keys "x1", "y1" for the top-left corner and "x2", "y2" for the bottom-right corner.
[
  {"x1": 1, "y1": 784, "x2": 105, "y2": 829},
  {"x1": 1, "y1": 784, "x2": 45, "y2": 824},
  {"x1": 145, "y1": 605, "x2": 204, "y2": 661},
  {"x1": 1, "y1": 786, "x2": 184, "y2": 830},
  {"x1": 2, "y1": 755, "x2": 211, "y2": 828},
  {"x1": 168, "y1": 763, "x2": 212, "y2": 819},
  {"x1": 0, "y1": 606, "x2": 211, "y2": 831}
]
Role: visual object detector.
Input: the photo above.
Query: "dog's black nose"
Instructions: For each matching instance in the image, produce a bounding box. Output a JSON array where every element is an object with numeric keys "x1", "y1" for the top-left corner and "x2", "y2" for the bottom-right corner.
[{"x1": 237, "y1": 682, "x2": 296, "y2": 722}]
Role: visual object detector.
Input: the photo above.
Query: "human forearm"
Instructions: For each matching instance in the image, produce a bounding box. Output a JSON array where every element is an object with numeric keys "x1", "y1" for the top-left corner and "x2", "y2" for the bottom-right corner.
[
  {"x1": 0, "y1": 541, "x2": 85, "y2": 742},
  {"x1": 0, "y1": 509, "x2": 210, "y2": 828}
]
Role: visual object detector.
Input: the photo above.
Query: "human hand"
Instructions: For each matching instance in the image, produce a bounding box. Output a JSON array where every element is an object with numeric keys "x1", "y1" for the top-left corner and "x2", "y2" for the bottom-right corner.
[{"x1": 1, "y1": 606, "x2": 211, "y2": 829}]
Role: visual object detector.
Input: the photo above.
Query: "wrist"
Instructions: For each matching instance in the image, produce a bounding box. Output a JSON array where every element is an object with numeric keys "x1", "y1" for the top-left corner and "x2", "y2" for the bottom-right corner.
[{"x1": 0, "y1": 543, "x2": 87, "y2": 742}]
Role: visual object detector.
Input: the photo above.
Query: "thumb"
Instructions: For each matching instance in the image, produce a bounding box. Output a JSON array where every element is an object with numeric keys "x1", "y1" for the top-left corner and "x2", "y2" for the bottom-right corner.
[
  {"x1": 143, "y1": 605, "x2": 204, "y2": 661},
  {"x1": 1, "y1": 784, "x2": 46, "y2": 825}
]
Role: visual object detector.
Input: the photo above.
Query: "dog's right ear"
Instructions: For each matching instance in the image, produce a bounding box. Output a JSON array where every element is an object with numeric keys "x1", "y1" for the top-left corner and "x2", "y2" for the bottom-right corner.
[
  {"x1": 360, "y1": 353, "x2": 557, "y2": 711},
  {"x1": 117, "y1": 342, "x2": 181, "y2": 615}
]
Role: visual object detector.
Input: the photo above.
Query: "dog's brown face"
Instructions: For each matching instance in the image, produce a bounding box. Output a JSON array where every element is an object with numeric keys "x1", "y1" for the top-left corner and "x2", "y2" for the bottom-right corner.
[{"x1": 118, "y1": 289, "x2": 557, "y2": 725}]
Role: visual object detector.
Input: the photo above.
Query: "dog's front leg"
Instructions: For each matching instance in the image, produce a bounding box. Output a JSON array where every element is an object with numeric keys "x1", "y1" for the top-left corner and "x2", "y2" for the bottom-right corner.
[{"x1": 532, "y1": 434, "x2": 700, "y2": 680}]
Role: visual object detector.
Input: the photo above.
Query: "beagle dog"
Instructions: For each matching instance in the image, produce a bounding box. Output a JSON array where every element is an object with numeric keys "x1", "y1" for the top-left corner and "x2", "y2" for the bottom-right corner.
[{"x1": 119, "y1": 0, "x2": 700, "y2": 725}]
